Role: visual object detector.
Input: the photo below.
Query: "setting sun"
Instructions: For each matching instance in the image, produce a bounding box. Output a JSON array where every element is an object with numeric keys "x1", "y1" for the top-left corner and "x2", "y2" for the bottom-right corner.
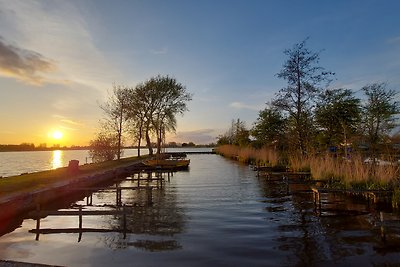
[{"x1": 52, "y1": 130, "x2": 63, "y2": 140}]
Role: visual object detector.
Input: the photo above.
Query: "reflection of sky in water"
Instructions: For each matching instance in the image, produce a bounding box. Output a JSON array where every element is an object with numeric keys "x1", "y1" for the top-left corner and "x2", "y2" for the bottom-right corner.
[{"x1": 51, "y1": 150, "x2": 63, "y2": 169}]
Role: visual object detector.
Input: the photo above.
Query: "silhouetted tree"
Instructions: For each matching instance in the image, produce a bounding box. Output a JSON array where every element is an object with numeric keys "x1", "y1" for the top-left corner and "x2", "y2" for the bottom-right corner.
[
  {"x1": 130, "y1": 75, "x2": 191, "y2": 155},
  {"x1": 315, "y1": 88, "x2": 361, "y2": 151},
  {"x1": 251, "y1": 106, "x2": 287, "y2": 148},
  {"x1": 361, "y1": 82, "x2": 399, "y2": 155},
  {"x1": 101, "y1": 84, "x2": 132, "y2": 159},
  {"x1": 89, "y1": 132, "x2": 119, "y2": 162},
  {"x1": 273, "y1": 39, "x2": 334, "y2": 154}
]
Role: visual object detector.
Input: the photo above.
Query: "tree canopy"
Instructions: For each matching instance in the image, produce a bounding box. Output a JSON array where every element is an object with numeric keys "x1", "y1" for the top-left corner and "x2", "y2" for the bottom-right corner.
[{"x1": 273, "y1": 39, "x2": 334, "y2": 154}]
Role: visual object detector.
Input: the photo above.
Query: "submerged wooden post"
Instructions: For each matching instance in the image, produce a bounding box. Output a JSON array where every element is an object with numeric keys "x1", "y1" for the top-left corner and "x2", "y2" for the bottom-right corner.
[
  {"x1": 380, "y1": 211, "x2": 386, "y2": 242},
  {"x1": 147, "y1": 186, "x2": 153, "y2": 206},
  {"x1": 168, "y1": 171, "x2": 170, "y2": 182},
  {"x1": 78, "y1": 206, "x2": 83, "y2": 242},
  {"x1": 116, "y1": 185, "x2": 121, "y2": 206},
  {"x1": 35, "y1": 204, "x2": 41, "y2": 241},
  {"x1": 123, "y1": 204, "x2": 127, "y2": 239}
]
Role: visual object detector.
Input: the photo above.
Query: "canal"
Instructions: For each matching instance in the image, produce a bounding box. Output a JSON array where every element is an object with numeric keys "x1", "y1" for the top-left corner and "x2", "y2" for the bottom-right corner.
[{"x1": 0, "y1": 154, "x2": 399, "y2": 266}]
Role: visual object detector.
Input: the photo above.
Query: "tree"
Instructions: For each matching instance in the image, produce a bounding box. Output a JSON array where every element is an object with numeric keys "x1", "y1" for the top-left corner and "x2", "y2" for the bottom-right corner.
[
  {"x1": 251, "y1": 106, "x2": 286, "y2": 148},
  {"x1": 101, "y1": 84, "x2": 132, "y2": 160},
  {"x1": 315, "y1": 88, "x2": 361, "y2": 151},
  {"x1": 217, "y1": 119, "x2": 250, "y2": 147},
  {"x1": 273, "y1": 39, "x2": 334, "y2": 154},
  {"x1": 89, "y1": 132, "x2": 119, "y2": 162},
  {"x1": 361, "y1": 82, "x2": 399, "y2": 155},
  {"x1": 143, "y1": 75, "x2": 192, "y2": 155}
]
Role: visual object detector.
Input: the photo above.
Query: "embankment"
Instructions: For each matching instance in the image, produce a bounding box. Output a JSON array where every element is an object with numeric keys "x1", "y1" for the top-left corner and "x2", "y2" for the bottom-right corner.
[{"x1": 0, "y1": 157, "x2": 146, "y2": 233}]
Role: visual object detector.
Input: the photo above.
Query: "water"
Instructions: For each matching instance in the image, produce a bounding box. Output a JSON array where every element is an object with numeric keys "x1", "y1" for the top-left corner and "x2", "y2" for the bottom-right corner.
[
  {"x1": 0, "y1": 154, "x2": 399, "y2": 266},
  {"x1": 0, "y1": 147, "x2": 207, "y2": 177}
]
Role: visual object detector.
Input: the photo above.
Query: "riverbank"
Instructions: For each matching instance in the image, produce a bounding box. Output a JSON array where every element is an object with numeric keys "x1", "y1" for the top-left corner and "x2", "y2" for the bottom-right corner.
[
  {"x1": 0, "y1": 156, "x2": 149, "y2": 231},
  {"x1": 216, "y1": 145, "x2": 400, "y2": 206}
]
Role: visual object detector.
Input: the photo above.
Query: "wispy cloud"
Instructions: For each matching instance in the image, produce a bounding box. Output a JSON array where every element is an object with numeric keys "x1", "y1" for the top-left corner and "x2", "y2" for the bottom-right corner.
[
  {"x1": 229, "y1": 101, "x2": 263, "y2": 111},
  {"x1": 387, "y1": 36, "x2": 400, "y2": 45},
  {"x1": 61, "y1": 119, "x2": 84, "y2": 126},
  {"x1": 0, "y1": 36, "x2": 56, "y2": 85},
  {"x1": 0, "y1": 1, "x2": 120, "y2": 90}
]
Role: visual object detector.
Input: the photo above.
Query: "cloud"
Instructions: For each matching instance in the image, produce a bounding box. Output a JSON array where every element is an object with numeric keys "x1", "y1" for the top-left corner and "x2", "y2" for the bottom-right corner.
[
  {"x1": 0, "y1": 36, "x2": 56, "y2": 85},
  {"x1": 387, "y1": 36, "x2": 400, "y2": 45},
  {"x1": 0, "y1": 1, "x2": 120, "y2": 91},
  {"x1": 229, "y1": 101, "x2": 262, "y2": 111},
  {"x1": 60, "y1": 119, "x2": 84, "y2": 126}
]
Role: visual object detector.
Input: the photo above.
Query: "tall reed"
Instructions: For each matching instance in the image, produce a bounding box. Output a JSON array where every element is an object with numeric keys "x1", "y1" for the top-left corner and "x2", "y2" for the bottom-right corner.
[
  {"x1": 216, "y1": 145, "x2": 278, "y2": 166},
  {"x1": 291, "y1": 153, "x2": 399, "y2": 189}
]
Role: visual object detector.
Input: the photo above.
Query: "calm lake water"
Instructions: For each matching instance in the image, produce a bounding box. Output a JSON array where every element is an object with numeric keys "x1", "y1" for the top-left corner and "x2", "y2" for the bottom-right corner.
[
  {"x1": 0, "y1": 153, "x2": 400, "y2": 266},
  {"x1": 0, "y1": 148, "x2": 205, "y2": 177}
]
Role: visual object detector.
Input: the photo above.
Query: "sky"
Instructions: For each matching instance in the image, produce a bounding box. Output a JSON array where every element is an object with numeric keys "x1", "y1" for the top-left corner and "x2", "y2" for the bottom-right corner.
[{"x1": 0, "y1": 0, "x2": 399, "y2": 146}]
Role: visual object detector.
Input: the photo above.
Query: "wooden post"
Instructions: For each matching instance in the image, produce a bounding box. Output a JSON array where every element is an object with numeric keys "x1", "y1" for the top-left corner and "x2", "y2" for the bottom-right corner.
[
  {"x1": 318, "y1": 191, "x2": 322, "y2": 216},
  {"x1": 78, "y1": 206, "x2": 83, "y2": 242},
  {"x1": 147, "y1": 186, "x2": 153, "y2": 206},
  {"x1": 380, "y1": 211, "x2": 386, "y2": 242},
  {"x1": 35, "y1": 204, "x2": 41, "y2": 241},
  {"x1": 123, "y1": 204, "x2": 127, "y2": 239},
  {"x1": 168, "y1": 172, "x2": 170, "y2": 182},
  {"x1": 116, "y1": 185, "x2": 121, "y2": 206}
]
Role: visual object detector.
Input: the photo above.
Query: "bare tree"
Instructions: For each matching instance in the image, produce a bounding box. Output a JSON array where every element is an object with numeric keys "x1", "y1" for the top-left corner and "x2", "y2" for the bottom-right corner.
[
  {"x1": 273, "y1": 39, "x2": 334, "y2": 154},
  {"x1": 101, "y1": 84, "x2": 132, "y2": 160}
]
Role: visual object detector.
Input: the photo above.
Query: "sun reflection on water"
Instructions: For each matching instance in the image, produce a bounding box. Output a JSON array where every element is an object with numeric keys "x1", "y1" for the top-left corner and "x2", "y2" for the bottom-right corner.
[{"x1": 52, "y1": 150, "x2": 63, "y2": 169}]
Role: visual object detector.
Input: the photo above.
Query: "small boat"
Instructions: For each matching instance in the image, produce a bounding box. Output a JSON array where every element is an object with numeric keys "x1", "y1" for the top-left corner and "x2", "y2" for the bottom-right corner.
[{"x1": 144, "y1": 154, "x2": 190, "y2": 169}]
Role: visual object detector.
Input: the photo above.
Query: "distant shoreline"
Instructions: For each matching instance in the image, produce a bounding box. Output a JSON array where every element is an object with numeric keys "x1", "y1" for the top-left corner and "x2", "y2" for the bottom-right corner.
[{"x1": 0, "y1": 145, "x2": 214, "y2": 153}]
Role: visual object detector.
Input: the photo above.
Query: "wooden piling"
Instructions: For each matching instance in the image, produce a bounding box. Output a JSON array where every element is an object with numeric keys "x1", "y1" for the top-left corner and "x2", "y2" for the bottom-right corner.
[
  {"x1": 78, "y1": 206, "x2": 83, "y2": 242},
  {"x1": 35, "y1": 204, "x2": 41, "y2": 241}
]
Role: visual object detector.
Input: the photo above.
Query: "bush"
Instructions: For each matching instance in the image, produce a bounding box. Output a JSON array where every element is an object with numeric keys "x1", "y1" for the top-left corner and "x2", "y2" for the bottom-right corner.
[{"x1": 89, "y1": 133, "x2": 120, "y2": 163}]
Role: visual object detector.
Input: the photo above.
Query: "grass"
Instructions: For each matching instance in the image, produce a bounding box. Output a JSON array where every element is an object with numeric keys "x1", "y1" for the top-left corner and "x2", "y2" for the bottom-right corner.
[{"x1": 0, "y1": 156, "x2": 148, "y2": 197}]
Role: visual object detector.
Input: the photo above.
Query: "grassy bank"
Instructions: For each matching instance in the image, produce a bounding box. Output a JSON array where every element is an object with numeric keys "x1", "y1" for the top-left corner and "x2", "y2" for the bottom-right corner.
[
  {"x1": 0, "y1": 156, "x2": 148, "y2": 197},
  {"x1": 216, "y1": 145, "x2": 400, "y2": 190}
]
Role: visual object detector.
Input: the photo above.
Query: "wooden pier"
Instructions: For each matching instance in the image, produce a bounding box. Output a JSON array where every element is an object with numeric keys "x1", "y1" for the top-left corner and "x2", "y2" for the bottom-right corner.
[
  {"x1": 29, "y1": 205, "x2": 134, "y2": 241},
  {"x1": 27, "y1": 168, "x2": 176, "y2": 241}
]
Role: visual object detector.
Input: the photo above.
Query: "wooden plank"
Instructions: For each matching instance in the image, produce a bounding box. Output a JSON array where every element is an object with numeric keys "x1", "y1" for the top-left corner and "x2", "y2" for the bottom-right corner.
[
  {"x1": 29, "y1": 209, "x2": 129, "y2": 217},
  {"x1": 70, "y1": 186, "x2": 159, "y2": 191},
  {"x1": 29, "y1": 228, "x2": 135, "y2": 234},
  {"x1": 312, "y1": 187, "x2": 393, "y2": 194}
]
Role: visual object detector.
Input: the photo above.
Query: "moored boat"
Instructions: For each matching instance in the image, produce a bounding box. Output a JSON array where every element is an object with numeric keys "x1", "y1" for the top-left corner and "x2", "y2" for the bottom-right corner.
[{"x1": 144, "y1": 158, "x2": 190, "y2": 169}]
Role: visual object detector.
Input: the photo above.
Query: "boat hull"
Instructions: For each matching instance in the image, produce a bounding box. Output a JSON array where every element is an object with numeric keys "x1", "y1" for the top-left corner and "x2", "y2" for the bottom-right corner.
[{"x1": 144, "y1": 159, "x2": 190, "y2": 169}]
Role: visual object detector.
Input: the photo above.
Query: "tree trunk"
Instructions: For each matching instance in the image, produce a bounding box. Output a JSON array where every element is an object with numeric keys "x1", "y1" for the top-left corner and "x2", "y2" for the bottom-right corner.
[
  {"x1": 137, "y1": 121, "x2": 143, "y2": 157},
  {"x1": 145, "y1": 129, "x2": 153, "y2": 155}
]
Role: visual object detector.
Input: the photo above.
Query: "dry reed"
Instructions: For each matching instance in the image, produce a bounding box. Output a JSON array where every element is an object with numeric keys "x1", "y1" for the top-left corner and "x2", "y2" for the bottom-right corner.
[
  {"x1": 217, "y1": 145, "x2": 399, "y2": 190},
  {"x1": 216, "y1": 145, "x2": 278, "y2": 166}
]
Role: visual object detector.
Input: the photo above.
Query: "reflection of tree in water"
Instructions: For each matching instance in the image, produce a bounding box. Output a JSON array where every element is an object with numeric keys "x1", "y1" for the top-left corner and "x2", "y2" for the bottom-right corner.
[
  {"x1": 258, "y1": 178, "x2": 325, "y2": 265},
  {"x1": 258, "y1": 177, "x2": 400, "y2": 265},
  {"x1": 102, "y1": 185, "x2": 186, "y2": 251}
]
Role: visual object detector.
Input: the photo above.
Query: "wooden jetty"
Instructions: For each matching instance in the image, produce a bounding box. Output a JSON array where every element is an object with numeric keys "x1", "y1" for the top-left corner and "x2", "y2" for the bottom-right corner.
[
  {"x1": 0, "y1": 159, "x2": 182, "y2": 228},
  {"x1": 29, "y1": 205, "x2": 134, "y2": 241}
]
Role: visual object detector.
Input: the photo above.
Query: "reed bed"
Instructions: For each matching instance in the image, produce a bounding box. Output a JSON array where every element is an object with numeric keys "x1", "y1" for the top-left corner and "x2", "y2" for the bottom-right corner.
[
  {"x1": 216, "y1": 145, "x2": 279, "y2": 166},
  {"x1": 290, "y1": 154, "x2": 399, "y2": 189},
  {"x1": 217, "y1": 145, "x2": 399, "y2": 190}
]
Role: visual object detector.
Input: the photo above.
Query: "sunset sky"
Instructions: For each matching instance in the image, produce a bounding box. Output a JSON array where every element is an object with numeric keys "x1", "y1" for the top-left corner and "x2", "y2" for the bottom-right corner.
[{"x1": 0, "y1": 0, "x2": 399, "y2": 146}]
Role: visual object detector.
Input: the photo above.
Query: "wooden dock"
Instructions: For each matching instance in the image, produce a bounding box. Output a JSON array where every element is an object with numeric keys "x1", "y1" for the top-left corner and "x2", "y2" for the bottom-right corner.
[{"x1": 29, "y1": 205, "x2": 133, "y2": 241}]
